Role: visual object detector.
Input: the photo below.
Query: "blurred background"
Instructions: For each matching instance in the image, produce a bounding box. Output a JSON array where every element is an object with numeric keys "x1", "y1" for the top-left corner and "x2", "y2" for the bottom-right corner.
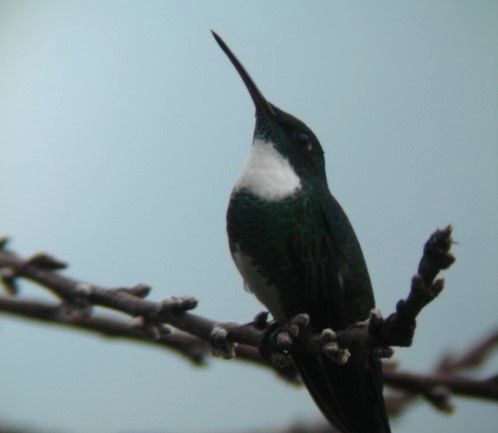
[{"x1": 1, "y1": 1, "x2": 497, "y2": 432}]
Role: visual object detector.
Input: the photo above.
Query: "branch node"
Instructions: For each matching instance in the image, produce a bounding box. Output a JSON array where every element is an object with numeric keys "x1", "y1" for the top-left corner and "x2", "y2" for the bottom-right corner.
[
  {"x1": 210, "y1": 325, "x2": 236, "y2": 359},
  {"x1": 157, "y1": 323, "x2": 173, "y2": 336},
  {"x1": 418, "y1": 225, "x2": 456, "y2": 284},
  {"x1": 395, "y1": 299, "x2": 407, "y2": 316},
  {"x1": 131, "y1": 316, "x2": 158, "y2": 340},
  {"x1": 368, "y1": 314, "x2": 386, "y2": 345},
  {"x1": 157, "y1": 296, "x2": 198, "y2": 314},
  {"x1": 369, "y1": 308, "x2": 383, "y2": 320},
  {"x1": 424, "y1": 225, "x2": 454, "y2": 259},
  {"x1": 116, "y1": 284, "x2": 152, "y2": 298},
  {"x1": 426, "y1": 385, "x2": 454, "y2": 413},
  {"x1": 253, "y1": 311, "x2": 269, "y2": 330},
  {"x1": 431, "y1": 278, "x2": 445, "y2": 298},
  {"x1": 75, "y1": 282, "x2": 95, "y2": 297},
  {"x1": 129, "y1": 283, "x2": 152, "y2": 298},
  {"x1": 411, "y1": 273, "x2": 428, "y2": 296},
  {"x1": 130, "y1": 316, "x2": 146, "y2": 329},
  {"x1": 0, "y1": 267, "x2": 18, "y2": 294},
  {"x1": 130, "y1": 316, "x2": 170, "y2": 340},
  {"x1": 62, "y1": 302, "x2": 93, "y2": 319},
  {"x1": 25, "y1": 253, "x2": 68, "y2": 271},
  {"x1": 60, "y1": 282, "x2": 95, "y2": 317}
]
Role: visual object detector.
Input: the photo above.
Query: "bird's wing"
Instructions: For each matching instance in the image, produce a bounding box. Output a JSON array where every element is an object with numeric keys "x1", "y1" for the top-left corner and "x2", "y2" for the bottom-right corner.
[
  {"x1": 290, "y1": 197, "x2": 391, "y2": 433},
  {"x1": 291, "y1": 195, "x2": 373, "y2": 329}
]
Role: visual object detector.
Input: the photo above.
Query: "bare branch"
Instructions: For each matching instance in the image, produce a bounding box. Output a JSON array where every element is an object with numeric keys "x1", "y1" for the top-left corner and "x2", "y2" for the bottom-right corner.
[
  {"x1": 384, "y1": 329, "x2": 498, "y2": 415},
  {"x1": 437, "y1": 329, "x2": 498, "y2": 373},
  {"x1": 368, "y1": 225, "x2": 456, "y2": 347},
  {"x1": 2, "y1": 227, "x2": 497, "y2": 410},
  {"x1": 0, "y1": 227, "x2": 455, "y2": 355},
  {"x1": 0, "y1": 295, "x2": 208, "y2": 365},
  {"x1": 384, "y1": 369, "x2": 498, "y2": 409}
]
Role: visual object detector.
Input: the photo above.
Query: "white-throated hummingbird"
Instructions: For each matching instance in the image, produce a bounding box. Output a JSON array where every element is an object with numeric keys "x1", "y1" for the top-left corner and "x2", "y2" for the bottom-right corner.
[{"x1": 212, "y1": 31, "x2": 391, "y2": 433}]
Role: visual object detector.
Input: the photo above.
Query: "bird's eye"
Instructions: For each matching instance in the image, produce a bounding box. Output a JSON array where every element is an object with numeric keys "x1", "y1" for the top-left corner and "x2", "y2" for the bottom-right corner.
[
  {"x1": 297, "y1": 132, "x2": 309, "y2": 144},
  {"x1": 296, "y1": 132, "x2": 312, "y2": 151}
]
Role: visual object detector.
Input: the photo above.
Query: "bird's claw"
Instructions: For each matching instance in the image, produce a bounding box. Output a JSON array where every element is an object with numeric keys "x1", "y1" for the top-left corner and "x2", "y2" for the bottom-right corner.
[
  {"x1": 258, "y1": 313, "x2": 310, "y2": 367},
  {"x1": 320, "y1": 328, "x2": 351, "y2": 364}
]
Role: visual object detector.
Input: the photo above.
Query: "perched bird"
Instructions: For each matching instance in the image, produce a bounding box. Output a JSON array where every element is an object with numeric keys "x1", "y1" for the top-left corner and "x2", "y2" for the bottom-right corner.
[{"x1": 212, "y1": 31, "x2": 391, "y2": 433}]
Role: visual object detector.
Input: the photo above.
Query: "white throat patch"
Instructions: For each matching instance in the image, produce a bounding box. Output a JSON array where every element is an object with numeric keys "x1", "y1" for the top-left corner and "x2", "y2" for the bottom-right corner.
[{"x1": 234, "y1": 137, "x2": 301, "y2": 201}]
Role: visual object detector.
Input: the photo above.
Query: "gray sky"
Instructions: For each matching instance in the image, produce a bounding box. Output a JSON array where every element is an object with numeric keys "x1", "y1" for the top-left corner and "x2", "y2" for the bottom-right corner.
[{"x1": 1, "y1": 1, "x2": 497, "y2": 432}]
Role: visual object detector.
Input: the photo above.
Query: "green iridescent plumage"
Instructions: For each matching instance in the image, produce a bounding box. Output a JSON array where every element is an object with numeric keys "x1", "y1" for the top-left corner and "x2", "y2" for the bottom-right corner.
[{"x1": 213, "y1": 31, "x2": 391, "y2": 433}]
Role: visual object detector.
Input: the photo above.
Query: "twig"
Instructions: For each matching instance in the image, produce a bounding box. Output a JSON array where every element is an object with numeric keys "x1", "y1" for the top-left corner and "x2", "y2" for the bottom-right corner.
[
  {"x1": 0, "y1": 295, "x2": 209, "y2": 365},
  {"x1": 0, "y1": 226, "x2": 456, "y2": 358},
  {"x1": 437, "y1": 329, "x2": 498, "y2": 373},
  {"x1": 368, "y1": 225, "x2": 456, "y2": 347},
  {"x1": 384, "y1": 329, "x2": 498, "y2": 415},
  {"x1": 0, "y1": 227, "x2": 456, "y2": 357},
  {"x1": 2, "y1": 228, "x2": 497, "y2": 409},
  {"x1": 384, "y1": 369, "x2": 498, "y2": 408},
  {"x1": 0, "y1": 246, "x2": 262, "y2": 351}
]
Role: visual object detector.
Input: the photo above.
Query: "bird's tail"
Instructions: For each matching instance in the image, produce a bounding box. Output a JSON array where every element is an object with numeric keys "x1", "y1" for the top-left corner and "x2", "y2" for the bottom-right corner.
[{"x1": 292, "y1": 349, "x2": 391, "y2": 433}]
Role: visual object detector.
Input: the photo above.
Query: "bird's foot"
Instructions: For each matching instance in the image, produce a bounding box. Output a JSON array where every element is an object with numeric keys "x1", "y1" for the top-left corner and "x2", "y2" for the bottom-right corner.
[
  {"x1": 319, "y1": 328, "x2": 351, "y2": 364},
  {"x1": 258, "y1": 313, "x2": 310, "y2": 368}
]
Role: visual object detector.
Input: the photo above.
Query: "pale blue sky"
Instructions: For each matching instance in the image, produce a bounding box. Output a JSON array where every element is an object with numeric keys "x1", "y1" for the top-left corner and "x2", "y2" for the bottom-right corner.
[{"x1": 1, "y1": 1, "x2": 497, "y2": 432}]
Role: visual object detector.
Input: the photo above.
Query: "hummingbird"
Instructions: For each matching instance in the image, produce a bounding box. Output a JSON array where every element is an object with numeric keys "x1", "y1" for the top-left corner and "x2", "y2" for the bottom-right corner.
[{"x1": 212, "y1": 31, "x2": 391, "y2": 433}]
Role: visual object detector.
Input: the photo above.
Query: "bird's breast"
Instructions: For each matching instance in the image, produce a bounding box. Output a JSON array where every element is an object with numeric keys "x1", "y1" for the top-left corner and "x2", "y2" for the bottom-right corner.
[
  {"x1": 231, "y1": 245, "x2": 288, "y2": 322},
  {"x1": 227, "y1": 190, "x2": 310, "y2": 322}
]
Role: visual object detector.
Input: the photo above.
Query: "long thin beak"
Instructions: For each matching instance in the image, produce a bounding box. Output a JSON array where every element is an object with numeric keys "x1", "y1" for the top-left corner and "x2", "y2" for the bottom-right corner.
[{"x1": 211, "y1": 30, "x2": 276, "y2": 118}]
